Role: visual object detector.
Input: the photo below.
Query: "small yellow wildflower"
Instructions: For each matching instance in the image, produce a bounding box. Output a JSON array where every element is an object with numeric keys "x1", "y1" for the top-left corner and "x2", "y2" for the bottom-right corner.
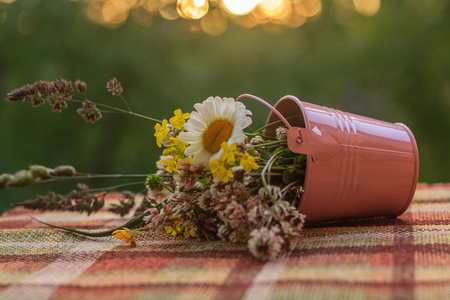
[
  {"x1": 154, "y1": 119, "x2": 169, "y2": 148},
  {"x1": 165, "y1": 225, "x2": 177, "y2": 236},
  {"x1": 240, "y1": 153, "x2": 260, "y2": 172},
  {"x1": 165, "y1": 221, "x2": 182, "y2": 236},
  {"x1": 169, "y1": 109, "x2": 190, "y2": 130},
  {"x1": 167, "y1": 135, "x2": 188, "y2": 152},
  {"x1": 112, "y1": 228, "x2": 136, "y2": 247},
  {"x1": 209, "y1": 159, "x2": 233, "y2": 183},
  {"x1": 161, "y1": 157, "x2": 179, "y2": 173},
  {"x1": 236, "y1": 229, "x2": 248, "y2": 243},
  {"x1": 219, "y1": 142, "x2": 236, "y2": 165},
  {"x1": 183, "y1": 226, "x2": 196, "y2": 238}
]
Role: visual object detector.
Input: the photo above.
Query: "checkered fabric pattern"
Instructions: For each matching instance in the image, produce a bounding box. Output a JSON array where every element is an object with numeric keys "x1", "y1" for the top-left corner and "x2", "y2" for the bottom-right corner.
[{"x1": 0, "y1": 184, "x2": 449, "y2": 300}]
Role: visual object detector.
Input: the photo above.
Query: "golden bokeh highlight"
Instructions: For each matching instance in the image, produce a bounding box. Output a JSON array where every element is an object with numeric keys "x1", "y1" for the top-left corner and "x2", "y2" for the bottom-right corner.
[
  {"x1": 298, "y1": 0, "x2": 322, "y2": 17},
  {"x1": 221, "y1": 0, "x2": 260, "y2": 16},
  {"x1": 177, "y1": 0, "x2": 209, "y2": 19},
  {"x1": 353, "y1": 0, "x2": 380, "y2": 17},
  {"x1": 102, "y1": 1, "x2": 129, "y2": 27},
  {"x1": 160, "y1": 2, "x2": 180, "y2": 20},
  {"x1": 0, "y1": 0, "x2": 384, "y2": 35},
  {"x1": 259, "y1": 0, "x2": 285, "y2": 18},
  {"x1": 201, "y1": 8, "x2": 228, "y2": 35}
]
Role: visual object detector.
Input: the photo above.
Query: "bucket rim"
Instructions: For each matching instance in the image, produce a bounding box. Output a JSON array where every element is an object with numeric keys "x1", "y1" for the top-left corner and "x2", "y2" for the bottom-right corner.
[{"x1": 393, "y1": 122, "x2": 420, "y2": 217}]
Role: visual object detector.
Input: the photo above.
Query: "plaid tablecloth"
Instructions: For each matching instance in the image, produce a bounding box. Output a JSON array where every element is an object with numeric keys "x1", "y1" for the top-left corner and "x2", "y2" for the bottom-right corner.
[{"x1": 0, "y1": 184, "x2": 449, "y2": 300}]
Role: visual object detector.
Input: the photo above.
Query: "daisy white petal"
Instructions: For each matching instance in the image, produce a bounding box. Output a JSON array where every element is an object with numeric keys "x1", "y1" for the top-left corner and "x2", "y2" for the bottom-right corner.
[{"x1": 179, "y1": 97, "x2": 253, "y2": 166}]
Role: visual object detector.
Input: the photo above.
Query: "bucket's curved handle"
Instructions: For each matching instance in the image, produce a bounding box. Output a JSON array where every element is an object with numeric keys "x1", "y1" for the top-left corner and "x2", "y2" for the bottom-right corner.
[
  {"x1": 236, "y1": 94, "x2": 293, "y2": 129},
  {"x1": 237, "y1": 94, "x2": 341, "y2": 166}
]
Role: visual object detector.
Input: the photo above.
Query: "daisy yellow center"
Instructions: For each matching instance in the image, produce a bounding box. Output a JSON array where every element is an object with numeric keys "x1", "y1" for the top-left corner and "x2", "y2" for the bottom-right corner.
[{"x1": 203, "y1": 120, "x2": 233, "y2": 153}]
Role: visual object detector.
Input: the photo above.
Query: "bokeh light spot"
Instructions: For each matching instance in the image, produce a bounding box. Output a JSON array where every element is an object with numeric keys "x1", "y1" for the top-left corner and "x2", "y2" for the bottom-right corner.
[
  {"x1": 87, "y1": 2, "x2": 106, "y2": 24},
  {"x1": 16, "y1": 11, "x2": 38, "y2": 35},
  {"x1": 300, "y1": 0, "x2": 322, "y2": 17},
  {"x1": 177, "y1": 0, "x2": 209, "y2": 19},
  {"x1": 201, "y1": 8, "x2": 228, "y2": 35},
  {"x1": 259, "y1": 0, "x2": 285, "y2": 17},
  {"x1": 222, "y1": 0, "x2": 261, "y2": 15},
  {"x1": 102, "y1": 1, "x2": 129, "y2": 27},
  {"x1": 160, "y1": 3, "x2": 180, "y2": 20},
  {"x1": 353, "y1": 0, "x2": 380, "y2": 17}
]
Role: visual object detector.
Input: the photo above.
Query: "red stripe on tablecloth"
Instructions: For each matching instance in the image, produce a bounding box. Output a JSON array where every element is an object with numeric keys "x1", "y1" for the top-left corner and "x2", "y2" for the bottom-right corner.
[
  {"x1": 392, "y1": 219, "x2": 415, "y2": 299},
  {"x1": 213, "y1": 255, "x2": 265, "y2": 300}
]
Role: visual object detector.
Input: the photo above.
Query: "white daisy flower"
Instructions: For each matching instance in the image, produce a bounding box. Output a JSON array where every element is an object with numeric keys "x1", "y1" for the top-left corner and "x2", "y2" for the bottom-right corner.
[{"x1": 179, "y1": 96, "x2": 252, "y2": 166}]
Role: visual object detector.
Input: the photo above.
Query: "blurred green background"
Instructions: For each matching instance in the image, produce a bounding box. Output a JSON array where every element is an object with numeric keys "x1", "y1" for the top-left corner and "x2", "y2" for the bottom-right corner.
[{"x1": 1, "y1": 0, "x2": 449, "y2": 214}]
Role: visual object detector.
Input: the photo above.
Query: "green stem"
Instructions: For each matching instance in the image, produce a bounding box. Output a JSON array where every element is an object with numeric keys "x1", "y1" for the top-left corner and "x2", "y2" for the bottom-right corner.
[
  {"x1": 131, "y1": 226, "x2": 151, "y2": 234},
  {"x1": 250, "y1": 172, "x2": 283, "y2": 176},
  {"x1": 119, "y1": 94, "x2": 132, "y2": 112},
  {"x1": 245, "y1": 132, "x2": 277, "y2": 140},
  {"x1": 87, "y1": 181, "x2": 144, "y2": 194},
  {"x1": 160, "y1": 182, "x2": 175, "y2": 193},
  {"x1": 34, "y1": 174, "x2": 149, "y2": 185},
  {"x1": 31, "y1": 211, "x2": 150, "y2": 237},
  {"x1": 69, "y1": 99, "x2": 162, "y2": 123},
  {"x1": 249, "y1": 140, "x2": 286, "y2": 149}
]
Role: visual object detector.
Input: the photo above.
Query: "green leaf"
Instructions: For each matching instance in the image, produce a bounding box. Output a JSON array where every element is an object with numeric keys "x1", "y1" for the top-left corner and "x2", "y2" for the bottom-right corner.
[
  {"x1": 282, "y1": 166, "x2": 305, "y2": 184},
  {"x1": 272, "y1": 147, "x2": 284, "y2": 155},
  {"x1": 31, "y1": 211, "x2": 149, "y2": 237},
  {"x1": 199, "y1": 178, "x2": 208, "y2": 186}
]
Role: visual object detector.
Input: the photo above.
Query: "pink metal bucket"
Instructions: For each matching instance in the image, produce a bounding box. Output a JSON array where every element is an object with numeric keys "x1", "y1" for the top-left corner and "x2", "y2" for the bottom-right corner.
[{"x1": 238, "y1": 94, "x2": 419, "y2": 223}]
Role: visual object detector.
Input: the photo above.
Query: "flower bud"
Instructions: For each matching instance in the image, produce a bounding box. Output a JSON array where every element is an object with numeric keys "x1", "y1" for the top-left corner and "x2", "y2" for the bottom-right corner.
[
  {"x1": 51, "y1": 165, "x2": 76, "y2": 177},
  {"x1": 250, "y1": 136, "x2": 264, "y2": 145},
  {"x1": 275, "y1": 127, "x2": 288, "y2": 141},
  {"x1": 258, "y1": 185, "x2": 282, "y2": 201},
  {"x1": 0, "y1": 173, "x2": 13, "y2": 190},
  {"x1": 75, "y1": 80, "x2": 87, "y2": 94},
  {"x1": 270, "y1": 201, "x2": 291, "y2": 220},
  {"x1": 6, "y1": 170, "x2": 34, "y2": 188},
  {"x1": 29, "y1": 165, "x2": 51, "y2": 179},
  {"x1": 145, "y1": 174, "x2": 163, "y2": 190}
]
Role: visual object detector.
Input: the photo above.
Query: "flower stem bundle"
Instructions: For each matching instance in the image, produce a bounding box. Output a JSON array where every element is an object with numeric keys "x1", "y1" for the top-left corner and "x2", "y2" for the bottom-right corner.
[{"x1": 3, "y1": 79, "x2": 307, "y2": 261}]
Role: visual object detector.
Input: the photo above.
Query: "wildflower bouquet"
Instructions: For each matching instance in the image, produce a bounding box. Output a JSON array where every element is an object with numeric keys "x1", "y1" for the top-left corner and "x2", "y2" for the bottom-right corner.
[{"x1": 2, "y1": 78, "x2": 307, "y2": 261}]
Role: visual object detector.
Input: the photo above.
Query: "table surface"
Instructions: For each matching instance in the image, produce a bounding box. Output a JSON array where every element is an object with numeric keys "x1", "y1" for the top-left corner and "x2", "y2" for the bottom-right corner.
[{"x1": 0, "y1": 184, "x2": 449, "y2": 300}]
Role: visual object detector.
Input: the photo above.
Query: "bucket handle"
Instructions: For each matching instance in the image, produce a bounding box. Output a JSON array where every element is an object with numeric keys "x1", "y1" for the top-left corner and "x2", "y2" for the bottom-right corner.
[
  {"x1": 236, "y1": 94, "x2": 293, "y2": 129},
  {"x1": 237, "y1": 94, "x2": 341, "y2": 166}
]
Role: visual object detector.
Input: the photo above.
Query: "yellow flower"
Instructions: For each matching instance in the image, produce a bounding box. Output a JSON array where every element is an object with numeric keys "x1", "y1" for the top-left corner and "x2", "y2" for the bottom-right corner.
[
  {"x1": 112, "y1": 228, "x2": 136, "y2": 247},
  {"x1": 169, "y1": 109, "x2": 190, "y2": 130},
  {"x1": 167, "y1": 135, "x2": 188, "y2": 152},
  {"x1": 154, "y1": 119, "x2": 169, "y2": 148},
  {"x1": 183, "y1": 226, "x2": 196, "y2": 238},
  {"x1": 165, "y1": 221, "x2": 182, "y2": 236},
  {"x1": 209, "y1": 158, "x2": 233, "y2": 183},
  {"x1": 240, "y1": 153, "x2": 259, "y2": 172},
  {"x1": 236, "y1": 229, "x2": 248, "y2": 243},
  {"x1": 219, "y1": 142, "x2": 236, "y2": 165},
  {"x1": 161, "y1": 156, "x2": 179, "y2": 173},
  {"x1": 165, "y1": 225, "x2": 177, "y2": 236}
]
